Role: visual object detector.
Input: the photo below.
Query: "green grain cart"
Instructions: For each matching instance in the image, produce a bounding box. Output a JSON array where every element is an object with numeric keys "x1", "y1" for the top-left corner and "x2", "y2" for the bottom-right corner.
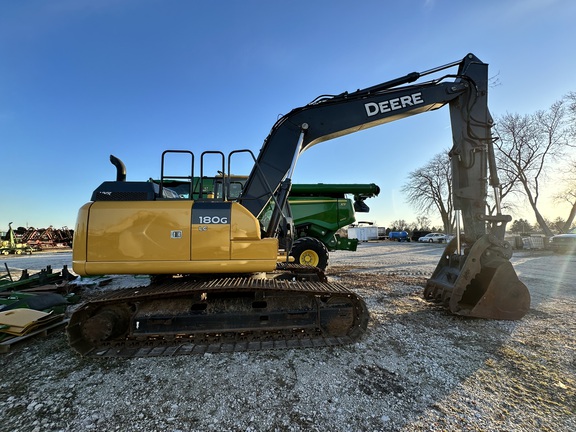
[{"x1": 287, "y1": 183, "x2": 380, "y2": 269}]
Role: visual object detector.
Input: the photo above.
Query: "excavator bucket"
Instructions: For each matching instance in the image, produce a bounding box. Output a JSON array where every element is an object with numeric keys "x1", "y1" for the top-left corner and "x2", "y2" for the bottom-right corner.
[{"x1": 424, "y1": 235, "x2": 530, "y2": 320}]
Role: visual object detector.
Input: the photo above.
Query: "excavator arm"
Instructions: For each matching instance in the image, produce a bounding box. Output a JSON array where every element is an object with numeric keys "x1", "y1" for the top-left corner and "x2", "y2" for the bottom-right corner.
[{"x1": 240, "y1": 53, "x2": 529, "y2": 320}]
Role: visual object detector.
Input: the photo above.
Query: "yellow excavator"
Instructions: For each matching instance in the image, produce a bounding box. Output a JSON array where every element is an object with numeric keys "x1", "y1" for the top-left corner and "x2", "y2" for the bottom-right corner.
[{"x1": 68, "y1": 53, "x2": 530, "y2": 357}]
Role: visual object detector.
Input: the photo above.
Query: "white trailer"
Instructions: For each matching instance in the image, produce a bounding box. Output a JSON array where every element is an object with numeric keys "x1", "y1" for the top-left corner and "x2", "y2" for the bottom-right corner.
[{"x1": 348, "y1": 226, "x2": 379, "y2": 242}]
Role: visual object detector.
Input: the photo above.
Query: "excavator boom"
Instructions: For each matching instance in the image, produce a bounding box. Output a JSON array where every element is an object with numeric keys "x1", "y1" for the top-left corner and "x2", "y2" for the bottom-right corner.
[{"x1": 240, "y1": 54, "x2": 489, "y2": 239}]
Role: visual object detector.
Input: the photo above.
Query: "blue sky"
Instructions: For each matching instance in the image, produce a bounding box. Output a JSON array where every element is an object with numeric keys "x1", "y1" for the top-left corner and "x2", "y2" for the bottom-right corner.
[{"x1": 1, "y1": 0, "x2": 575, "y2": 230}]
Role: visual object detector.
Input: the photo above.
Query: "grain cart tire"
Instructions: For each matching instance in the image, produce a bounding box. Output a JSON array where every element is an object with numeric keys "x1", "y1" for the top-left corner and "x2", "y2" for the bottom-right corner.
[{"x1": 290, "y1": 237, "x2": 329, "y2": 270}]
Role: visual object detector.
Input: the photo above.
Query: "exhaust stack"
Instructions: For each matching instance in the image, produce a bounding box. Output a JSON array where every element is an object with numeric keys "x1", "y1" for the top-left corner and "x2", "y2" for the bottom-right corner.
[{"x1": 110, "y1": 155, "x2": 126, "y2": 182}]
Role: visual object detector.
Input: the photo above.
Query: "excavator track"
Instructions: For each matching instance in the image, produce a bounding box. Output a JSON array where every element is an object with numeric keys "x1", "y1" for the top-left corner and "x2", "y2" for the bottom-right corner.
[{"x1": 67, "y1": 270, "x2": 369, "y2": 357}]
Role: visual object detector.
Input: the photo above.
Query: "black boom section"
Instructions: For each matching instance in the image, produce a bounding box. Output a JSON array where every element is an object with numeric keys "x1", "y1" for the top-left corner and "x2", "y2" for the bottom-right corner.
[{"x1": 238, "y1": 54, "x2": 490, "y2": 240}]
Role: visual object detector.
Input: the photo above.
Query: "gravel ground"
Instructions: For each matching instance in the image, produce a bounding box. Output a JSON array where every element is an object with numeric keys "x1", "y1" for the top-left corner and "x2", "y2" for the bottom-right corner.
[{"x1": 1, "y1": 243, "x2": 575, "y2": 431}]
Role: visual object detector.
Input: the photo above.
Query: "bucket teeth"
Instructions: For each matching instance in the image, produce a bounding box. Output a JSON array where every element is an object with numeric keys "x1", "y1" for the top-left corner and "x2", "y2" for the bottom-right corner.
[
  {"x1": 425, "y1": 235, "x2": 530, "y2": 320},
  {"x1": 450, "y1": 260, "x2": 530, "y2": 320}
]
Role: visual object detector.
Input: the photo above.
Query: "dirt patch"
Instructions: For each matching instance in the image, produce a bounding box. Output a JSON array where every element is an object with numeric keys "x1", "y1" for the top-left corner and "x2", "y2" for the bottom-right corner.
[{"x1": 1, "y1": 249, "x2": 575, "y2": 431}]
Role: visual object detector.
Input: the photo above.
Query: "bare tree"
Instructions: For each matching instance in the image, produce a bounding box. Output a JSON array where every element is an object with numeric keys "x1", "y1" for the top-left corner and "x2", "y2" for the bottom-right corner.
[
  {"x1": 402, "y1": 152, "x2": 453, "y2": 233},
  {"x1": 552, "y1": 92, "x2": 576, "y2": 231},
  {"x1": 494, "y1": 100, "x2": 568, "y2": 237},
  {"x1": 415, "y1": 216, "x2": 431, "y2": 230},
  {"x1": 389, "y1": 219, "x2": 408, "y2": 231},
  {"x1": 510, "y1": 218, "x2": 534, "y2": 234},
  {"x1": 566, "y1": 91, "x2": 576, "y2": 136}
]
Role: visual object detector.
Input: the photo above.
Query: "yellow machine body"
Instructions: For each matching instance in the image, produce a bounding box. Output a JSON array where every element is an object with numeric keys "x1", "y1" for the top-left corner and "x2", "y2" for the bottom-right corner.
[{"x1": 73, "y1": 200, "x2": 278, "y2": 276}]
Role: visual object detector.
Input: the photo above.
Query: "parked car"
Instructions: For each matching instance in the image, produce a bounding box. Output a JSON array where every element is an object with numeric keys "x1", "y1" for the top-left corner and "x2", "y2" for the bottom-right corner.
[
  {"x1": 549, "y1": 228, "x2": 576, "y2": 254},
  {"x1": 411, "y1": 230, "x2": 432, "y2": 242},
  {"x1": 418, "y1": 232, "x2": 448, "y2": 243},
  {"x1": 388, "y1": 231, "x2": 410, "y2": 242}
]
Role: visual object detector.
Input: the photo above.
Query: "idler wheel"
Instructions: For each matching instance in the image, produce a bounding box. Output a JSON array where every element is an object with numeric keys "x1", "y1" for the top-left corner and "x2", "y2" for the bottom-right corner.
[
  {"x1": 82, "y1": 306, "x2": 131, "y2": 343},
  {"x1": 319, "y1": 296, "x2": 355, "y2": 336}
]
